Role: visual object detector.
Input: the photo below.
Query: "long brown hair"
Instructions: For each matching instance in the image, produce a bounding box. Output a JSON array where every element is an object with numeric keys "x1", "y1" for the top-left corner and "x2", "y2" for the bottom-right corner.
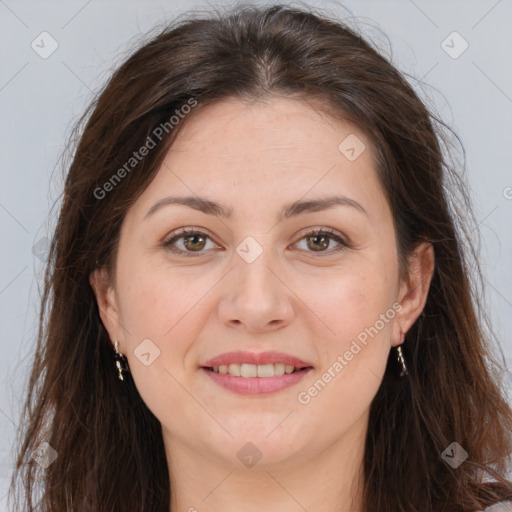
[{"x1": 11, "y1": 3, "x2": 512, "y2": 511}]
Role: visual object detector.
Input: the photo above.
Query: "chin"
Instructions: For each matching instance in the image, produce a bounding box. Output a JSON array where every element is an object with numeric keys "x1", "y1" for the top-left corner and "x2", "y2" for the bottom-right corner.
[{"x1": 208, "y1": 425, "x2": 310, "y2": 467}]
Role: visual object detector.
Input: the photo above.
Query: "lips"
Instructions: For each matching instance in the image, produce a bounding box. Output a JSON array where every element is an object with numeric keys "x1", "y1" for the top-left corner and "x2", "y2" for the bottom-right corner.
[
  {"x1": 201, "y1": 350, "x2": 312, "y2": 369},
  {"x1": 202, "y1": 366, "x2": 312, "y2": 393},
  {"x1": 200, "y1": 351, "x2": 314, "y2": 394}
]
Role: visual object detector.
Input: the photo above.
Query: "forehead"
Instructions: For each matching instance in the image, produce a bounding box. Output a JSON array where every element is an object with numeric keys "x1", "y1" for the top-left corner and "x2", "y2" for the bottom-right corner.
[
  {"x1": 168, "y1": 95, "x2": 372, "y2": 165},
  {"x1": 127, "y1": 95, "x2": 390, "y2": 224}
]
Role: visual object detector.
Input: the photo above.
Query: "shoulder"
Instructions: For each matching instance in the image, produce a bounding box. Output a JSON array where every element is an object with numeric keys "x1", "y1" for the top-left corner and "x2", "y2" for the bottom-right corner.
[{"x1": 482, "y1": 502, "x2": 512, "y2": 512}]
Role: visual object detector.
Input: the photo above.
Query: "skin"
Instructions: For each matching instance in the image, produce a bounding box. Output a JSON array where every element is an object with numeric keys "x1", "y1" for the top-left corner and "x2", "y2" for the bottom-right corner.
[{"x1": 90, "y1": 95, "x2": 434, "y2": 512}]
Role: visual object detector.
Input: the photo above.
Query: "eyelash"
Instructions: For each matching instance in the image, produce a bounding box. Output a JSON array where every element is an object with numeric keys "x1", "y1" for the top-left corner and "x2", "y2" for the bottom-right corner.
[{"x1": 161, "y1": 227, "x2": 349, "y2": 257}]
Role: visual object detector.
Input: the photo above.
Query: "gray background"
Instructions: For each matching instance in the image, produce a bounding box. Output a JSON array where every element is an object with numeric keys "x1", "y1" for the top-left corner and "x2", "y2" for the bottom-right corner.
[{"x1": 1, "y1": 0, "x2": 511, "y2": 507}]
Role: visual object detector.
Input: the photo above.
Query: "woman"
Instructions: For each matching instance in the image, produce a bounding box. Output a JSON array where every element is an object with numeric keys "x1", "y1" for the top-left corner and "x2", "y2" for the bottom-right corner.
[{"x1": 11, "y1": 3, "x2": 512, "y2": 511}]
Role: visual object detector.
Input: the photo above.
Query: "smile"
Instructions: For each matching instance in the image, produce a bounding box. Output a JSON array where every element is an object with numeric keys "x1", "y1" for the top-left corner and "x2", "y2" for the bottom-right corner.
[
  {"x1": 208, "y1": 363, "x2": 301, "y2": 377},
  {"x1": 201, "y1": 365, "x2": 313, "y2": 395}
]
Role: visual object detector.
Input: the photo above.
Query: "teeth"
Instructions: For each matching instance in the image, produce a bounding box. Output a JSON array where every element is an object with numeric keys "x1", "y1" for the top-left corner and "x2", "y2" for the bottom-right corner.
[
  {"x1": 211, "y1": 363, "x2": 300, "y2": 377},
  {"x1": 274, "y1": 363, "x2": 286, "y2": 376},
  {"x1": 228, "y1": 363, "x2": 241, "y2": 376},
  {"x1": 241, "y1": 363, "x2": 257, "y2": 377}
]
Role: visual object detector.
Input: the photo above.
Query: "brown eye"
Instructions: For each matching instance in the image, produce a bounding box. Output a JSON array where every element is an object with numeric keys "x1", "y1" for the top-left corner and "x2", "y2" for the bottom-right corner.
[
  {"x1": 182, "y1": 233, "x2": 207, "y2": 251},
  {"x1": 296, "y1": 228, "x2": 348, "y2": 256},
  {"x1": 162, "y1": 227, "x2": 349, "y2": 258},
  {"x1": 306, "y1": 233, "x2": 330, "y2": 251},
  {"x1": 162, "y1": 229, "x2": 215, "y2": 256}
]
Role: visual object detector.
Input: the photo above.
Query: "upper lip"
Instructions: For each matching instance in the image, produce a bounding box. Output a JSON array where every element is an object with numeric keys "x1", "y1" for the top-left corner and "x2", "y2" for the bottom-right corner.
[{"x1": 201, "y1": 351, "x2": 313, "y2": 369}]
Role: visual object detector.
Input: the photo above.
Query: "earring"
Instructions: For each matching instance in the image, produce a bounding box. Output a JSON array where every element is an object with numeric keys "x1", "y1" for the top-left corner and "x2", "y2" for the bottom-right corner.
[
  {"x1": 396, "y1": 330, "x2": 408, "y2": 377},
  {"x1": 113, "y1": 340, "x2": 129, "y2": 381}
]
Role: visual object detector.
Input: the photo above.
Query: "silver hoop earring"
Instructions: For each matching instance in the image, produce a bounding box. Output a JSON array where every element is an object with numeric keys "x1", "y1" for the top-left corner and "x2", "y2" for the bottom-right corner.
[
  {"x1": 114, "y1": 340, "x2": 129, "y2": 381},
  {"x1": 396, "y1": 330, "x2": 408, "y2": 377}
]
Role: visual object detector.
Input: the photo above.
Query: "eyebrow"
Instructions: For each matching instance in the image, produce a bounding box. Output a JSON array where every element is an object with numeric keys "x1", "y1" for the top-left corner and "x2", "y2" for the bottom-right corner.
[{"x1": 144, "y1": 194, "x2": 367, "y2": 222}]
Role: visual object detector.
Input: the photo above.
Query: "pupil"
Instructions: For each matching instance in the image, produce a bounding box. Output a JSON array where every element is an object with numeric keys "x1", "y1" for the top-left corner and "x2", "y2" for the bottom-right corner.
[
  {"x1": 309, "y1": 235, "x2": 328, "y2": 251},
  {"x1": 185, "y1": 234, "x2": 205, "y2": 251}
]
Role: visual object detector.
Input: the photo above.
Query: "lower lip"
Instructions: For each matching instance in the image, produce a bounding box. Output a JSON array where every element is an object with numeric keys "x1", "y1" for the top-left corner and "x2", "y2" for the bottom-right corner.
[{"x1": 201, "y1": 367, "x2": 313, "y2": 395}]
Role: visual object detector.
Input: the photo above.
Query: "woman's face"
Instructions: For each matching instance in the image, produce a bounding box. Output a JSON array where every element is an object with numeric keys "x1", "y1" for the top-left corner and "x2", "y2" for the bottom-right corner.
[{"x1": 94, "y1": 96, "x2": 431, "y2": 470}]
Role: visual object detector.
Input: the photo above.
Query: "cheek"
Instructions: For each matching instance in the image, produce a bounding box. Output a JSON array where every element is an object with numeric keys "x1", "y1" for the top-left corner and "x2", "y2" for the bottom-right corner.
[
  {"x1": 292, "y1": 271, "x2": 394, "y2": 450},
  {"x1": 117, "y1": 260, "x2": 205, "y2": 341},
  {"x1": 305, "y1": 260, "x2": 397, "y2": 348},
  {"x1": 113, "y1": 262, "x2": 207, "y2": 395},
  {"x1": 298, "y1": 262, "x2": 396, "y2": 399},
  {"x1": 114, "y1": 267, "x2": 205, "y2": 424}
]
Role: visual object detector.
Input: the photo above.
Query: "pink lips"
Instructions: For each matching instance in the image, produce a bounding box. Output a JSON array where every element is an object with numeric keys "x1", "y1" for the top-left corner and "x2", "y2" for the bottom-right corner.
[
  {"x1": 200, "y1": 350, "x2": 313, "y2": 395},
  {"x1": 201, "y1": 350, "x2": 312, "y2": 369}
]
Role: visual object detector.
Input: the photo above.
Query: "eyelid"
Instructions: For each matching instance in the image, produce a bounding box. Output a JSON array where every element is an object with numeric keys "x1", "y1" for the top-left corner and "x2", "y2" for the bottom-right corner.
[
  {"x1": 162, "y1": 227, "x2": 220, "y2": 255},
  {"x1": 162, "y1": 226, "x2": 350, "y2": 257},
  {"x1": 295, "y1": 227, "x2": 349, "y2": 255}
]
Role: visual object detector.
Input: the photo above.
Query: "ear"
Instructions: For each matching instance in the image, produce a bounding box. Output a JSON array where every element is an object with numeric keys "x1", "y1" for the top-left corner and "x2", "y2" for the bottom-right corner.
[
  {"x1": 89, "y1": 268, "x2": 123, "y2": 349},
  {"x1": 392, "y1": 241, "x2": 435, "y2": 347}
]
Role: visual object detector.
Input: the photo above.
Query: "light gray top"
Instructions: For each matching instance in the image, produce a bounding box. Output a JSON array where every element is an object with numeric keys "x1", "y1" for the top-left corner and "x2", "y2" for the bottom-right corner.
[{"x1": 482, "y1": 502, "x2": 512, "y2": 512}]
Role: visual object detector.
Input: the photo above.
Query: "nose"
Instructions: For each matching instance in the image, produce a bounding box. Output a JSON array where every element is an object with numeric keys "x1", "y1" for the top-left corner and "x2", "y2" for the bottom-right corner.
[{"x1": 217, "y1": 240, "x2": 294, "y2": 333}]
